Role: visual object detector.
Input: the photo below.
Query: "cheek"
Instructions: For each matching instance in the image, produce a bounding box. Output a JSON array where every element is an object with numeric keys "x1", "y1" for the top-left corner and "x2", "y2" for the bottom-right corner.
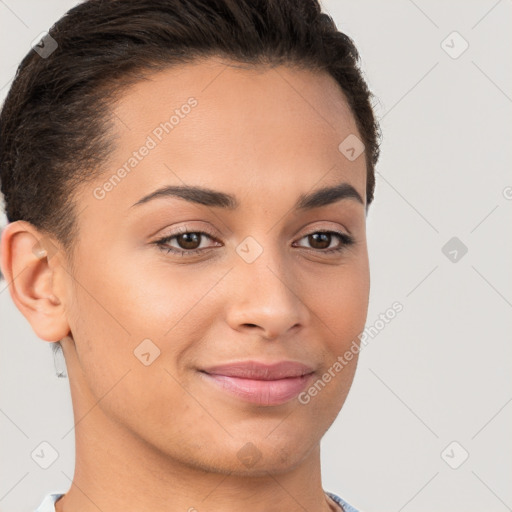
[
  {"x1": 323, "y1": 276, "x2": 369, "y2": 344},
  {"x1": 306, "y1": 254, "x2": 370, "y2": 349},
  {"x1": 71, "y1": 244, "x2": 207, "y2": 344},
  {"x1": 68, "y1": 278, "x2": 196, "y2": 440},
  {"x1": 295, "y1": 270, "x2": 368, "y2": 425},
  {"x1": 66, "y1": 251, "x2": 220, "y2": 410}
]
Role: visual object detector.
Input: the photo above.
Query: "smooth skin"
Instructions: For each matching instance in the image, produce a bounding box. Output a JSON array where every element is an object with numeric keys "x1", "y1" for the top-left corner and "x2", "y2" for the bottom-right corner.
[{"x1": 1, "y1": 57, "x2": 370, "y2": 512}]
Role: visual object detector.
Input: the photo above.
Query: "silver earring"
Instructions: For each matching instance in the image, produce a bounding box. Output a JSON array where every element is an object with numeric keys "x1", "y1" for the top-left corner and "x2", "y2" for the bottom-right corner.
[{"x1": 52, "y1": 341, "x2": 67, "y2": 378}]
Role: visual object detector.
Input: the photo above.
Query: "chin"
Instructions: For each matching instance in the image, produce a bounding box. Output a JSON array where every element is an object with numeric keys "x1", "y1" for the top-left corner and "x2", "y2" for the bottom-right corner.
[
  {"x1": 221, "y1": 433, "x2": 318, "y2": 476},
  {"x1": 163, "y1": 432, "x2": 316, "y2": 477}
]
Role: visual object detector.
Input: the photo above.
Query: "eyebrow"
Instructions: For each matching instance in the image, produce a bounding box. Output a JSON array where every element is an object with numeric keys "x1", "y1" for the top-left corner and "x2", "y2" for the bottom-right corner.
[{"x1": 130, "y1": 182, "x2": 363, "y2": 210}]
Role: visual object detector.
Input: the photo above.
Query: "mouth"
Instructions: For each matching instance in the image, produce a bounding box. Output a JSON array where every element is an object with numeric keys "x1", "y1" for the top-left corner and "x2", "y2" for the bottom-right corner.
[{"x1": 198, "y1": 360, "x2": 316, "y2": 406}]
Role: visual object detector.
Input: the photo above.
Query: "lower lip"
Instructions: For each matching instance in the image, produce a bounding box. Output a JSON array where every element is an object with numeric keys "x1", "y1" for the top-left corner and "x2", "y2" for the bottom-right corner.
[{"x1": 199, "y1": 371, "x2": 315, "y2": 406}]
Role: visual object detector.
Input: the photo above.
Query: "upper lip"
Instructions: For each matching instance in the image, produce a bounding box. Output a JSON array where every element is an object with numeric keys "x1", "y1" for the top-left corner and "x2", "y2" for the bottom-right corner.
[{"x1": 200, "y1": 360, "x2": 315, "y2": 380}]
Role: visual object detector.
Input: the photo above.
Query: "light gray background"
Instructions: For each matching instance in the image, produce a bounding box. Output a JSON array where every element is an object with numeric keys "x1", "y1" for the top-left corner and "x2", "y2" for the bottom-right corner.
[{"x1": 1, "y1": 1, "x2": 511, "y2": 511}]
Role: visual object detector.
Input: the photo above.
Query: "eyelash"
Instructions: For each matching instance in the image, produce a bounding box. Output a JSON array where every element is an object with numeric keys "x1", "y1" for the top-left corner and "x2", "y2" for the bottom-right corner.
[{"x1": 153, "y1": 227, "x2": 355, "y2": 258}]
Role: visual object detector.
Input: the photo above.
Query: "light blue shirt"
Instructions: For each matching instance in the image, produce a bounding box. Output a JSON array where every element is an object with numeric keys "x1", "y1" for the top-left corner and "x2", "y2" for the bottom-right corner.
[
  {"x1": 326, "y1": 490, "x2": 360, "y2": 512},
  {"x1": 35, "y1": 490, "x2": 360, "y2": 511}
]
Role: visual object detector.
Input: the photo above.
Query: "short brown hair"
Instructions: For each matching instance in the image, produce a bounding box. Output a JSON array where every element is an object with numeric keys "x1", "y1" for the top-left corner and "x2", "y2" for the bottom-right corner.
[{"x1": 0, "y1": 0, "x2": 380, "y2": 272}]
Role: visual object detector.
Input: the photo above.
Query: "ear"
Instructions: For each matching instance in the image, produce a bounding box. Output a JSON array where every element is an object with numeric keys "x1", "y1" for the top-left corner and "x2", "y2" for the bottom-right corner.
[{"x1": 0, "y1": 220, "x2": 71, "y2": 342}]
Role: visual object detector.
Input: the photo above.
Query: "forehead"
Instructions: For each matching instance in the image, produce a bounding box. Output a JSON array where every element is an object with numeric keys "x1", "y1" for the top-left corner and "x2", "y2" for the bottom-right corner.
[
  {"x1": 113, "y1": 57, "x2": 359, "y2": 145},
  {"x1": 88, "y1": 57, "x2": 366, "y2": 213}
]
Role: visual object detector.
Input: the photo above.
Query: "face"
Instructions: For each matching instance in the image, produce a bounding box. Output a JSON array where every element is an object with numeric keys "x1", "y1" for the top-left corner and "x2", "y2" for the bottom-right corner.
[{"x1": 49, "y1": 58, "x2": 370, "y2": 475}]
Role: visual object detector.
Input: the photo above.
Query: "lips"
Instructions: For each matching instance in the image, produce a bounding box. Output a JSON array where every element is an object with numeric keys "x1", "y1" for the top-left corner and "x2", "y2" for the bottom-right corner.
[
  {"x1": 201, "y1": 360, "x2": 315, "y2": 379},
  {"x1": 199, "y1": 360, "x2": 316, "y2": 406}
]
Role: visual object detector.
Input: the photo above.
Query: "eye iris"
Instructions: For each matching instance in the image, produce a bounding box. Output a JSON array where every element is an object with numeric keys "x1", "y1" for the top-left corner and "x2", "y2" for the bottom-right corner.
[
  {"x1": 309, "y1": 232, "x2": 331, "y2": 250},
  {"x1": 178, "y1": 232, "x2": 201, "y2": 250}
]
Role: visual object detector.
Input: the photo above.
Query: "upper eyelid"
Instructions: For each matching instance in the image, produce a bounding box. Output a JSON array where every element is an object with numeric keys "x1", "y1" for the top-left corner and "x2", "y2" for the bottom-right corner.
[{"x1": 158, "y1": 220, "x2": 351, "y2": 239}]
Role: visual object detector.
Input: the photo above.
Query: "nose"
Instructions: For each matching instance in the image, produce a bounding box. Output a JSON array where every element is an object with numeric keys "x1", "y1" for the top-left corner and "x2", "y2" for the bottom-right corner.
[{"x1": 225, "y1": 246, "x2": 310, "y2": 340}]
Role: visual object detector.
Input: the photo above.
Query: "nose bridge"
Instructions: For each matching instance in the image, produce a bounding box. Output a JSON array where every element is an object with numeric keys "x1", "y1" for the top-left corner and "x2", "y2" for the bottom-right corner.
[{"x1": 235, "y1": 232, "x2": 289, "y2": 291}]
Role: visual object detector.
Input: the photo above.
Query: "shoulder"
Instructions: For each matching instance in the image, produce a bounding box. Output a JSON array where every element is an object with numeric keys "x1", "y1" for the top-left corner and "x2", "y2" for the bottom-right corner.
[
  {"x1": 34, "y1": 492, "x2": 65, "y2": 512},
  {"x1": 325, "y1": 490, "x2": 361, "y2": 512}
]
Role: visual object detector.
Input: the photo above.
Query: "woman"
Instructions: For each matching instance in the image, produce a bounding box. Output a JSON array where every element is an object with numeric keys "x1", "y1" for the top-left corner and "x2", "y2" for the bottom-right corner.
[{"x1": 0, "y1": 0, "x2": 380, "y2": 511}]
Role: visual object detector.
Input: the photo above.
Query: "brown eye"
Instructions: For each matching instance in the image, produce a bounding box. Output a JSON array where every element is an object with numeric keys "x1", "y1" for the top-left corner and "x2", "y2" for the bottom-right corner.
[
  {"x1": 154, "y1": 230, "x2": 220, "y2": 256},
  {"x1": 307, "y1": 232, "x2": 332, "y2": 250},
  {"x1": 175, "y1": 232, "x2": 202, "y2": 250},
  {"x1": 294, "y1": 230, "x2": 354, "y2": 254}
]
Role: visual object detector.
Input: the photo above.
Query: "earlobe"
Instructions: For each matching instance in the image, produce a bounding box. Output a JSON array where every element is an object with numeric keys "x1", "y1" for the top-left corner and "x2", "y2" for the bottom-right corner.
[{"x1": 0, "y1": 220, "x2": 70, "y2": 342}]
